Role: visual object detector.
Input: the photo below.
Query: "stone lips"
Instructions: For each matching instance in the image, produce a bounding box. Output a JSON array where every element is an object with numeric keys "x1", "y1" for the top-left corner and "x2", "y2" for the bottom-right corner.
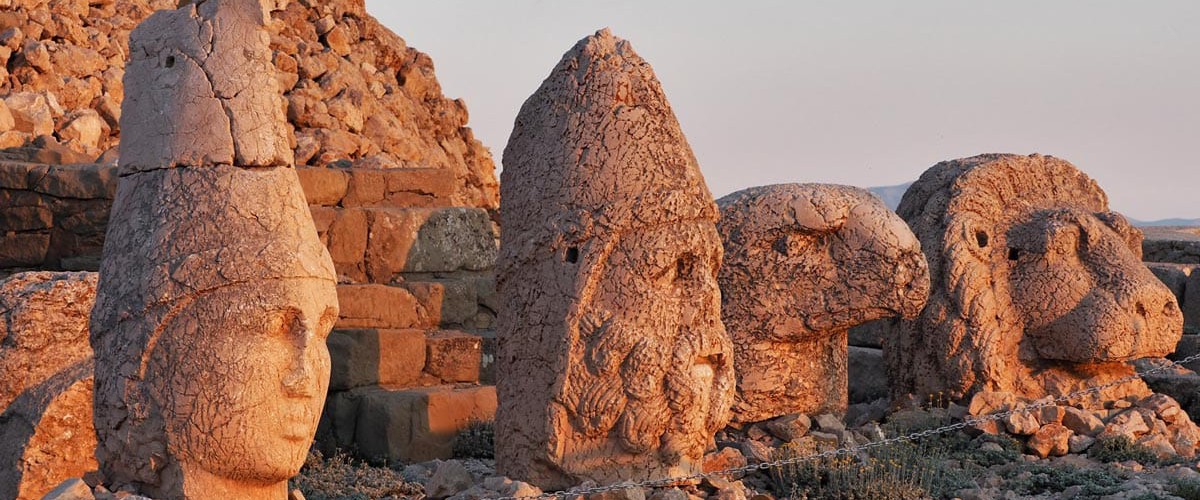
[
  {"x1": 717, "y1": 183, "x2": 929, "y2": 422},
  {"x1": 887, "y1": 153, "x2": 1183, "y2": 405},
  {"x1": 496, "y1": 29, "x2": 732, "y2": 489},
  {"x1": 89, "y1": 0, "x2": 339, "y2": 497}
]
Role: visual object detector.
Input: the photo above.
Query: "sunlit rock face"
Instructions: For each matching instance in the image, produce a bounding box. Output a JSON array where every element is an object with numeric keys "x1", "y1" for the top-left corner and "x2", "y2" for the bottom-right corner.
[
  {"x1": 887, "y1": 154, "x2": 1183, "y2": 406},
  {"x1": 89, "y1": 1, "x2": 338, "y2": 498},
  {"x1": 717, "y1": 184, "x2": 929, "y2": 422},
  {"x1": 0, "y1": 272, "x2": 98, "y2": 500},
  {"x1": 495, "y1": 29, "x2": 734, "y2": 490}
]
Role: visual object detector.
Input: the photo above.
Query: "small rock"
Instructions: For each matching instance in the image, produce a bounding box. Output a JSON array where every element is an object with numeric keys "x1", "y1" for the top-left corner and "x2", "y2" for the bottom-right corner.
[
  {"x1": 739, "y1": 439, "x2": 774, "y2": 463},
  {"x1": 59, "y1": 109, "x2": 105, "y2": 150},
  {"x1": 1062, "y1": 406, "x2": 1105, "y2": 436},
  {"x1": 1102, "y1": 410, "x2": 1151, "y2": 440},
  {"x1": 289, "y1": 489, "x2": 306, "y2": 500},
  {"x1": 703, "y1": 446, "x2": 747, "y2": 473},
  {"x1": 979, "y1": 442, "x2": 1004, "y2": 453},
  {"x1": 1027, "y1": 423, "x2": 1072, "y2": 458},
  {"x1": 648, "y1": 488, "x2": 689, "y2": 500},
  {"x1": 4, "y1": 91, "x2": 53, "y2": 136},
  {"x1": 813, "y1": 414, "x2": 845, "y2": 433},
  {"x1": 588, "y1": 484, "x2": 644, "y2": 500},
  {"x1": 1038, "y1": 405, "x2": 1066, "y2": 426},
  {"x1": 1068, "y1": 434, "x2": 1095, "y2": 454},
  {"x1": 43, "y1": 478, "x2": 94, "y2": 500},
  {"x1": 1137, "y1": 433, "x2": 1178, "y2": 460},
  {"x1": 1004, "y1": 411, "x2": 1041, "y2": 435},
  {"x1": 1139, "y1": 393, "x2": 1184, "y2": 423},
  {"x1": 808, "y1": 431, "x2": 840, "y2": 448},
  {"x1": 0, "y1": 100, "x2": 13, "y2": 132},
  {"x1": 765, "y1": 413, "x2": 810, "y2": 441},
  {"x1": 426, "y1": 460, "x2": 475, "y2": 499},
  {"x1": 858, "y1": 422, "x2": 885, "y2": 442},
  {"x1": 746, "y1": 423, "x2": 771, "y2": 442}
]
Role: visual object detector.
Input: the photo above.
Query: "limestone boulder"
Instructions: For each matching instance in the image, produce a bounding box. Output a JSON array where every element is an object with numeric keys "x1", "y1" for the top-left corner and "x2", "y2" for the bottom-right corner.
[
  {"x1": 0, "y1": 271, "x2": 98, "y2": 500},
  {"x1": 717, "y1": 183, "x2": 928, "y2": 421},
  {"x1": 887, "y1": 154, "x2": 1183, "y2": 406}
]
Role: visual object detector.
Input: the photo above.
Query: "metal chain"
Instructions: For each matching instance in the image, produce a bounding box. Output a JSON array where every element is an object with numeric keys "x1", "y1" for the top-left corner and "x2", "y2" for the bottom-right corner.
[{"x1": 494, "y1": 353, "x2": 1200, "y2": 500}]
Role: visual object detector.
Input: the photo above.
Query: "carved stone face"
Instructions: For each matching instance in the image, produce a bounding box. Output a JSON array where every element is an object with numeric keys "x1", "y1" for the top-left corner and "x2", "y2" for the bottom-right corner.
[
  {"x1": 1007, "y1": 208, "x2": 1181, "y2": 363},
  {"x1": 149, "y1": 278, "x2": 337, "y2": 482},
  {"x1": 570, "y1": 221, "x2": 732, "y2": 464}
]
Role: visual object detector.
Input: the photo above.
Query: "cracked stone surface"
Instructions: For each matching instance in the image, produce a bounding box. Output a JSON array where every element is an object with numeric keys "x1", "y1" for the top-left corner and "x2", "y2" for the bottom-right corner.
[
  {"x1": 118, "y1": 0, "x2": 292, "y2": 172},
  {"x1": 0, "y1": 271, "x2": 98, "y2": 500},
  {"x1": 495, "y1": 29, "x2": 733, "y2": 490},
  {"x1": 716, "y1": 184, "x2": 929, "y2": 422},
  {"x1": 89, "y1": 1, "x2": 339, "y2": 498},
  {"x1": 887, "y1": 154, "x2": 1183, "y2": 406}
]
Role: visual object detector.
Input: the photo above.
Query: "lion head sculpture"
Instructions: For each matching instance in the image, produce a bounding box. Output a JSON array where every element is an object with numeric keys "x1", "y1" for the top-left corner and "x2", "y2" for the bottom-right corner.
[{"x1": 887, "y1": 154, "x2": 1183, "y2": 405}]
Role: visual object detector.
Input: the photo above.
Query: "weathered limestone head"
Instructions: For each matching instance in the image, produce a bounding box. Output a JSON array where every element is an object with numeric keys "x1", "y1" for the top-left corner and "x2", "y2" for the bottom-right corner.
[
  {"x1": 496, "y1": 29, "x2": 734, "y2": 489},
  {"x1": 887, "y1": 154, "x2": 1182, "y2": 405},
  {"x1": 717, "y1": 184, "x2": 929, "y2": 422},
  {"x1": 90, "y1": 1, "x2": 338, "y2": 498}
]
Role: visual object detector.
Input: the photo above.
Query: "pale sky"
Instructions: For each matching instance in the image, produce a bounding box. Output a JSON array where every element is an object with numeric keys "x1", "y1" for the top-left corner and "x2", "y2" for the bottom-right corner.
[{"x1": 366, "y1": 1, "x2": 1199, "y2": 221}]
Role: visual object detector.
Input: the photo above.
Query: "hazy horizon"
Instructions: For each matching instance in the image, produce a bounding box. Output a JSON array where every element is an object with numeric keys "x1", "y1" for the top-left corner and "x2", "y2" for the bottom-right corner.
[{"x1": 367, "y1": 1, "x2": 1199, "y2": 221}]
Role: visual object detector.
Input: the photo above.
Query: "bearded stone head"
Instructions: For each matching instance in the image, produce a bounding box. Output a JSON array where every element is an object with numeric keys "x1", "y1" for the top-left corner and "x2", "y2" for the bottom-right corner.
[
  {"x1": 495, "y1": 29, "x2": 733, "y2": 490},
  {"x1": 887, "y1": 154, "x2": 1182, "y2": 405}
]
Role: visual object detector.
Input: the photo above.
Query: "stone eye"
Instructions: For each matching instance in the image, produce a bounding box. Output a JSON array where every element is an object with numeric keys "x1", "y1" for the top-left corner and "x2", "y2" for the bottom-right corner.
[
  {"x1": 565, "y1": 246, "x2": 580, "y2": 264},
  {"x1": 1008, "y1": 247, "x2": 1021, "y2": 261}
]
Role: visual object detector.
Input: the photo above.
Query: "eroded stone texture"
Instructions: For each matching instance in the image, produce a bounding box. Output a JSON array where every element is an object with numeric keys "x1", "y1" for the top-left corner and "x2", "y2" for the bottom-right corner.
[
  {"x1": 90, "y1": 1, "x2": 338, "y2": 498},
  {"x1": 0, "y1": 272, "x2": 98, "y2": 500},
  {"x1": 0, "y1": 0, "x2": 498, "y2": 209},
  {"x1": 716, "y1": 184, "x2": 929, "y2": 422},
  {"x1": 887, "y1": 154, "x2": 1183, "y2": 406},
  {"x1": 496, "y1": 29, "x2": 733, "y2": 489}
]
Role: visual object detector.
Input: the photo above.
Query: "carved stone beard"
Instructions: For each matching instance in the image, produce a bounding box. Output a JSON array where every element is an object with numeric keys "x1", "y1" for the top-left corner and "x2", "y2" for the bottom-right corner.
[{"x1": 566, "y1": 280, "x2": 733, "y2": 466}]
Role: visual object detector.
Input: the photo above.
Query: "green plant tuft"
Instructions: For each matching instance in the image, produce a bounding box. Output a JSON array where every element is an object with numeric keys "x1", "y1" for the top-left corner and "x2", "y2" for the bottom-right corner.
[
  {"x1": 452, "y1": 419, "x2": 495, "y2": 459},
  {"x1": 1086, "y1": 435, "x2": 1159, "y2": 464}
]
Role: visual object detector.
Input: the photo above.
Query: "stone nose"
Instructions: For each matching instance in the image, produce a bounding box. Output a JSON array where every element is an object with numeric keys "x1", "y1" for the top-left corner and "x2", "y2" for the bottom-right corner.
[{"x1": 1118, "y1": 270, "x2": 1183, "y2": 357}]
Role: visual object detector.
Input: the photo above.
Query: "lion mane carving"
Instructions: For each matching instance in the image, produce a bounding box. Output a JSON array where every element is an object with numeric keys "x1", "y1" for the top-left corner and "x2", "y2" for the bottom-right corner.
[{"x1": 887, "y1": 154, "x2": 1183, "y2": 404}]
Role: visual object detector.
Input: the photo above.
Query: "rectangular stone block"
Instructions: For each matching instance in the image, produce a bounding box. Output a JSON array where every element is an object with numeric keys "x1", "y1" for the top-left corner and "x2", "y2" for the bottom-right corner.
[
  {"x1": 32, "y1": 164, "x2": 117, "y2": 200},
  {"x1": 326, "y1": 208, "x2": 368, "y2": 283},
  {"x1": 0, "y1": 233, "x2": 50, "y2": 267},
  {"x1": 425, "y1": 330, "x2": 482, "y2": 384},
  {"x1": 1173, "y1": 335, "x2": 1200, "y2": 372},
  {"x1": 296, "y1": 166, "x2": 349, "y2": 206},
  {"x1": 352, "y1": 384, "x2": 497, "y2": 463},
  {"x1": 1185, "y1": 272, "x2": 1200, "y2": 334},
  {"x1": 1147, "y1": 263, "x2": 1192, "y2": 304},
  {"x1": 382, "y1": 168, "x2": 456, "y2": 207},
  {"x1": 364, "y1": 207, "x2": 497, "y2": 282},
  {"x1": 343, "y1": 169, "x2": 386, "y2": 207},
  {"x1": 335, "y1": 284, "x2": 437, "y2": 329},
  {"x1": 327, "y1": 329, "x2": 427, "y2": 391},
  {"x1": 0, "y1": 206, "x2": 52, "y2": 232},
  {"x1": 0, "y1": 161, "x2": 47, "y2": 190}
]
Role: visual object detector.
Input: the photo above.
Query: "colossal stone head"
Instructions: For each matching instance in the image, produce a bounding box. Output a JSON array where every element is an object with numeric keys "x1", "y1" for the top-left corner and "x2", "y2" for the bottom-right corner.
[
  {"x1": 495, "y1": 29, "x2": 734, "y2": 490},
  {"x1": 887, "y1": 154, "x2": 1182, "y2": 405},
  {"x1": 89, "y1": 1, "x2": 338, "y2": 498},
  {"x1": 717, "y1": 184, "x2": 929, "y2": 422}
]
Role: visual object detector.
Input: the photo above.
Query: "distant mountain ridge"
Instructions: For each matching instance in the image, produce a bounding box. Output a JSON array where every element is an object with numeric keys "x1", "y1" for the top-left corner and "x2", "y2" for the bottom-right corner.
[{"x1": 866, "y1": 182, "x2": 1195, "y2": 228}]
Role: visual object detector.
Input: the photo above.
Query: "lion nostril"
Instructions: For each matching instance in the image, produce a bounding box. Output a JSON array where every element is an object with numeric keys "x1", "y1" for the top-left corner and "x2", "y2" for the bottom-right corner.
[
  {"x1": 1135, "y1": 302, "x2": 1148, "y2": 318},
  {"x1": 1164, "y1": 301, "x2": 1177, "y2": 316}
]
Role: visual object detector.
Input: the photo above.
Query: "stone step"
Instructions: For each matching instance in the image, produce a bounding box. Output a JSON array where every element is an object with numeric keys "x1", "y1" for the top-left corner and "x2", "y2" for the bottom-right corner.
[
  {"x1": 318, "y1": 384, "x2": 497, "y2": 463},
  {"x1": 296, "y1": 166, "x2": 459, "y2": 209},
  {"x1": 327, "y1": 328, "x2": 486, "y2": 391},
  {"x1": 334, "y1": 284, "x2": 438, "y2": 330},
  {"x1": 403, "y1": 276, "x2": 496, "y2": 331},
  {"x1": 309, "y1": 205, "x2": 497, "y2": 284}
]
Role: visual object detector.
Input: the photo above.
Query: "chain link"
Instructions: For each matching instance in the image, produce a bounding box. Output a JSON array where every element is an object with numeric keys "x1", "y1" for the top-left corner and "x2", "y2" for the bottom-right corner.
[{"x1": 492, "y1": 353, "x2": 1200, "y2": 500}]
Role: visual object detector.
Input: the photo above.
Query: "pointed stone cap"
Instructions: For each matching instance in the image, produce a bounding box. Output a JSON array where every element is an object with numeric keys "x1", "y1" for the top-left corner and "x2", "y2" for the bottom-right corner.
[
  {"x1": 500, "y1": 28, "x2": 717, "y2": 271},
  {"x1": 93, "y1": 0, "x2": 333, "y2": 333},
  {"x1": 118, "y1": 0, "x2": 292, "y2": 173}
]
